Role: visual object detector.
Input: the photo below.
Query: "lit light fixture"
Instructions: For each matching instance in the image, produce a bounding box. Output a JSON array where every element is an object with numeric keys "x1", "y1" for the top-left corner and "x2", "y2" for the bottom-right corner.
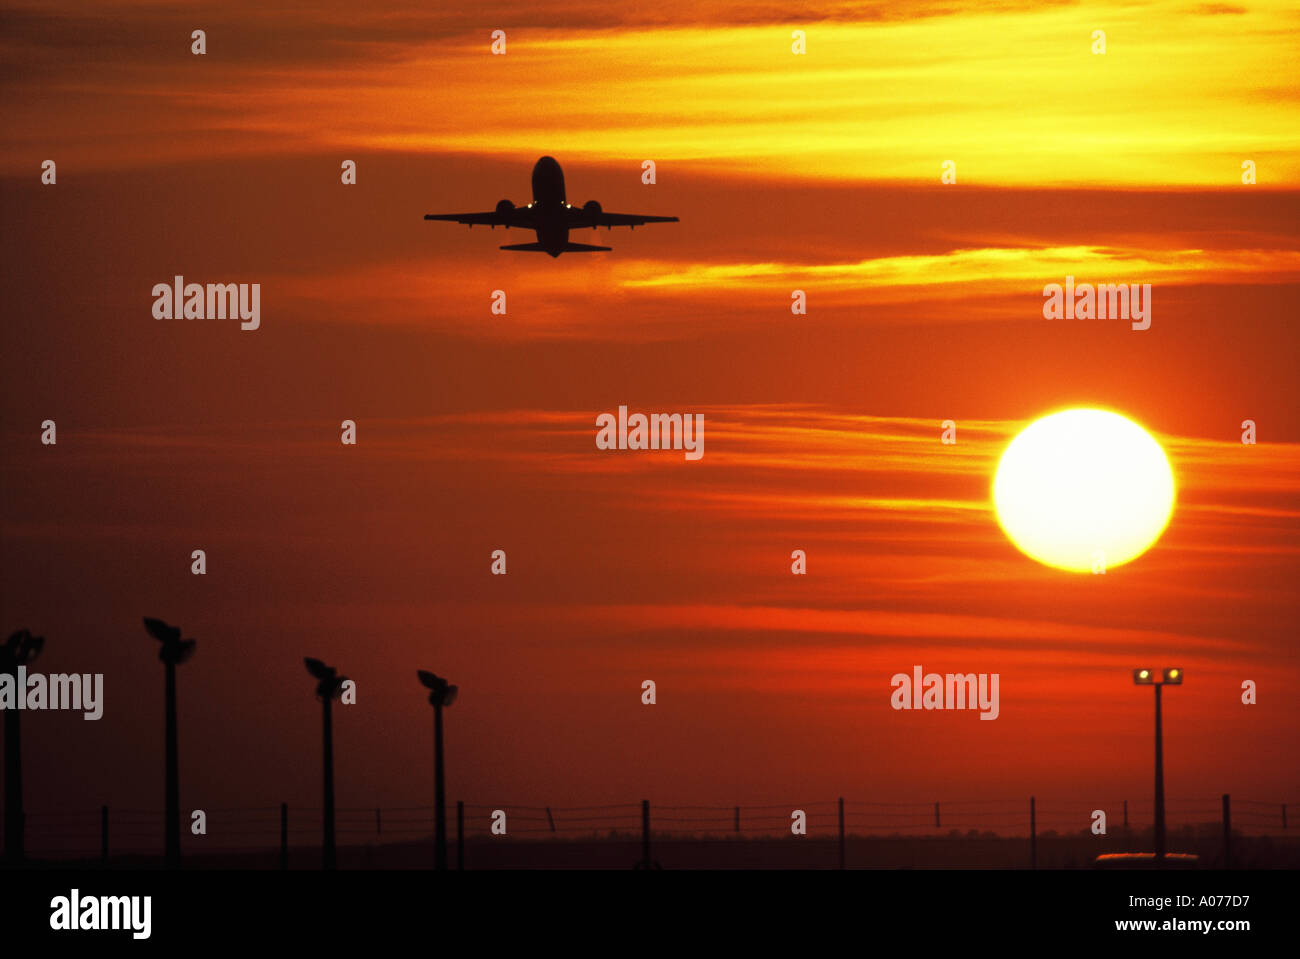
[{"x1": 1133, "y1": 667, "x2": 1183, "y2": 685}]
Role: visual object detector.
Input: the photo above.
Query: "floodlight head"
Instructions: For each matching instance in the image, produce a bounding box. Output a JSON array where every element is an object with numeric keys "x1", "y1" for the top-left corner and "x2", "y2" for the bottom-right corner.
[
  {"x1": 1162, "y1": 667, "x2": 1183, "y2": 685},
  {"x1": 146, "y1": 618, "x2": 194, "y2": 665},
  {"x1": 418, "y1": 668, "x2": 456, "y2": 706},
  {"x1": 305, "y1": 657, "x2": 346, "y2": 698},
  {"x1": 1133, "y1": 668, "x2": 1154, "y2": 685},
  {"x1": 426, "y1": 686, "x2": 456, "y2": 707},
  {"x1": 6, "y1": 631, "x2": 44, "y2": 665},
  {"x1": 160, "y1": 638, "x2": 197, "y2": 666},
  {"x1": 0, "y1": 630, "x2": 40, "y2": 669},
  {"x1": 144, "y1": 617, "x2": 181, "y2": 643}
]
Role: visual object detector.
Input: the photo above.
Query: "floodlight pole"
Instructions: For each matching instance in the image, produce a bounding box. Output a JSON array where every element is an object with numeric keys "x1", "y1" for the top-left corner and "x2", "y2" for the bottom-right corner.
[
  {"x1": 1135, "y1": 668, "x2": 1179, "y2": 864},
  {"x1": 434, "y1": 699, "x2": 447, "y2": 871},
  {"x1": 323, "y1": 694, "x2": 336, "y2": 870},
  {"x1": 1, "y1": 632, "x2": 41, "y2": 865},
  {"x1": 145, "y1": 620, "x2": 195, "y2": 870},
  {"x1": 1153, "y1": 682, "x2": 1165, "y2": 861},
  {"x1": 2, "y1": 637, "x2": 37, "y2": 864},
  {"x1": 2, "y1": 688, "x2": 23, "y2": 863},
  {"x1": 417, "y1": 670, "x2": 456, "y2": 871},
  {"x1": 305, "y1": 658, "x2": 345, "y2": 871},
  {"x1": 164, "y1": 659, "x2": 180, "y2": 868}
]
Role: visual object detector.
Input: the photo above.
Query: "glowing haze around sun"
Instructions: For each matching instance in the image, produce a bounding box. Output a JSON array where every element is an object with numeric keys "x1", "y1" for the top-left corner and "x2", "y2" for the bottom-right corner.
[{"x1": 992, "y1": 409, "x2": 1176, "y2": 573}]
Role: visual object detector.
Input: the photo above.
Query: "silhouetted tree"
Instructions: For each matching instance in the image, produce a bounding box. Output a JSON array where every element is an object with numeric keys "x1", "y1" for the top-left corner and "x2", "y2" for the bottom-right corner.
[
  {"x1": 305, "y1": 658, "x2": 349, "y2": 870},
  {"x1": 417, "y1": 670, "x2": 458, "y2": 870},
  {"x1": 143, "y1": 618, "x2": 195, "y2": 869},
  {"x1": 1, "y1": 630, "x2": 43, "y2": 863}
]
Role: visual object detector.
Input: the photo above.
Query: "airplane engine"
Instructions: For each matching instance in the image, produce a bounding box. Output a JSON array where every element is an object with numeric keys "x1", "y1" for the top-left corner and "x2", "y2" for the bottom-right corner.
[
  {"x1": 583, "y1": 200, "x2": 601, "y2": 227},
  {"x1": 495, "y1": 199, "x2": 515, "y2": 216}
]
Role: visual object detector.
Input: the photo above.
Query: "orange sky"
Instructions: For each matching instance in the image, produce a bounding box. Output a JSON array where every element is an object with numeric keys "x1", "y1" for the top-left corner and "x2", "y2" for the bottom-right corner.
[{"x1": 1, "y1": 0, "x2": 1298, "y2": 850}]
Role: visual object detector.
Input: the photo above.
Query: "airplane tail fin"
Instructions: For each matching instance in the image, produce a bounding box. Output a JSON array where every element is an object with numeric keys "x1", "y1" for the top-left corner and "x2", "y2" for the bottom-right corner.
[{"x1": 499, "y1": 242, "x2": 612, "y2": 253}]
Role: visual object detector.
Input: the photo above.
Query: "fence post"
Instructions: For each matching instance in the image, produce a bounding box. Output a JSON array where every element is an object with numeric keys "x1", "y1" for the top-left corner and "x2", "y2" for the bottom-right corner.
[
  {"x1": 456, "y1": 800, "x2": 464, "y2": 871},
  {"x1": 546, "y1": 806, "x2": 556, "y2": 833},
  {"x1": 934, "y1": 801, "x2": 941, "y2": 829},
  {"x1": 641, "y1": 799, "x2": 651, "y2": 868},
  {"x1": 1222, "y1": 793, "x2": 1231, "y2": 869},
  {"x1": 101, "y1": 805, "x2": 109, "y2": 863},
  {"x1": 838, "y1": 797, "x2": 846, "y2": 870},
  {"x1": 1030, "y1": 796, "x2": 1037, "y2": 870},
  {"x1": 280, "y1": 803, "x2": 288, "y2": 871},
  {"x1": 734, "y1": 805, "x2": 740, "y2": 833}
]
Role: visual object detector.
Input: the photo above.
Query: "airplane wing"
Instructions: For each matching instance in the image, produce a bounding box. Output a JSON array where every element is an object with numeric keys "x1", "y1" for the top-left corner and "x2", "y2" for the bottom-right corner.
[
  {"x1": 567, "y1": 206, "x2": 679, "y2": 229},
  {"x1": 424, "y1": 206, "x2": 537, "y2": 228}
]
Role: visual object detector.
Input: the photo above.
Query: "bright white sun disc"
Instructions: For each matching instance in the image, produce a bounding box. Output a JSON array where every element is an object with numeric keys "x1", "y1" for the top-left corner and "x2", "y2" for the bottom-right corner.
[{"x1": 992, "y1": 409, "x2": 1175, "y2": 572}]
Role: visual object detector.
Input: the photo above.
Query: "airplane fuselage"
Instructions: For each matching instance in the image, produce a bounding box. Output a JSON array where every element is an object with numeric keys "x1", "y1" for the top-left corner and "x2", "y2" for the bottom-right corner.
[
  {"x1": 529, "y1": 156, "x2": 570, "y2": 257},
  {"x1": 424, "y1": 155, "x2": 675, "y2": 255}
]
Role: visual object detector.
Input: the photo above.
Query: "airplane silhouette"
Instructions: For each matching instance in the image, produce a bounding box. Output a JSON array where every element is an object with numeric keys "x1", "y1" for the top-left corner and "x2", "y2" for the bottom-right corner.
[{"x1": 424, "y1": 156, "x2": 679, "y2": 257}]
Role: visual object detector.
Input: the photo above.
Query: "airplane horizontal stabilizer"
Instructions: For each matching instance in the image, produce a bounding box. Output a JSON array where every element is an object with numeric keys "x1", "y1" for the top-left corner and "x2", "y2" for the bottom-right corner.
[{"x1": 499, "y1": 242, "x2": 613, "y2": 253}]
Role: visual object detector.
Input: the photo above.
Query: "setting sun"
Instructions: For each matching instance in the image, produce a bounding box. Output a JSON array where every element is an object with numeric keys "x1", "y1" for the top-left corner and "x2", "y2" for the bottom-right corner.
[{"x1": 993, "y1": 409, "x2": 1176, "y2": 573}]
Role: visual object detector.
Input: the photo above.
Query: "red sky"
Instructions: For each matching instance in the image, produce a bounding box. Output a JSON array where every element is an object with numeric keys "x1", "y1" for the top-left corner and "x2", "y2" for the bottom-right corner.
[{"x1": 1, "y1": 1, "x2": 1297, "y2": 851}]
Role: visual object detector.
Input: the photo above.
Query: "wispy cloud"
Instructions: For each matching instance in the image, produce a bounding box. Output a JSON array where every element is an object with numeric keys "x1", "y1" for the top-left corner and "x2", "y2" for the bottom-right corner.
[
  {"x1": 264, "y1": 243, "x2": 1300, "y2": 339},
  {"x1": 6, "y1": 1, "x2": 1298, "y2": 184}
]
